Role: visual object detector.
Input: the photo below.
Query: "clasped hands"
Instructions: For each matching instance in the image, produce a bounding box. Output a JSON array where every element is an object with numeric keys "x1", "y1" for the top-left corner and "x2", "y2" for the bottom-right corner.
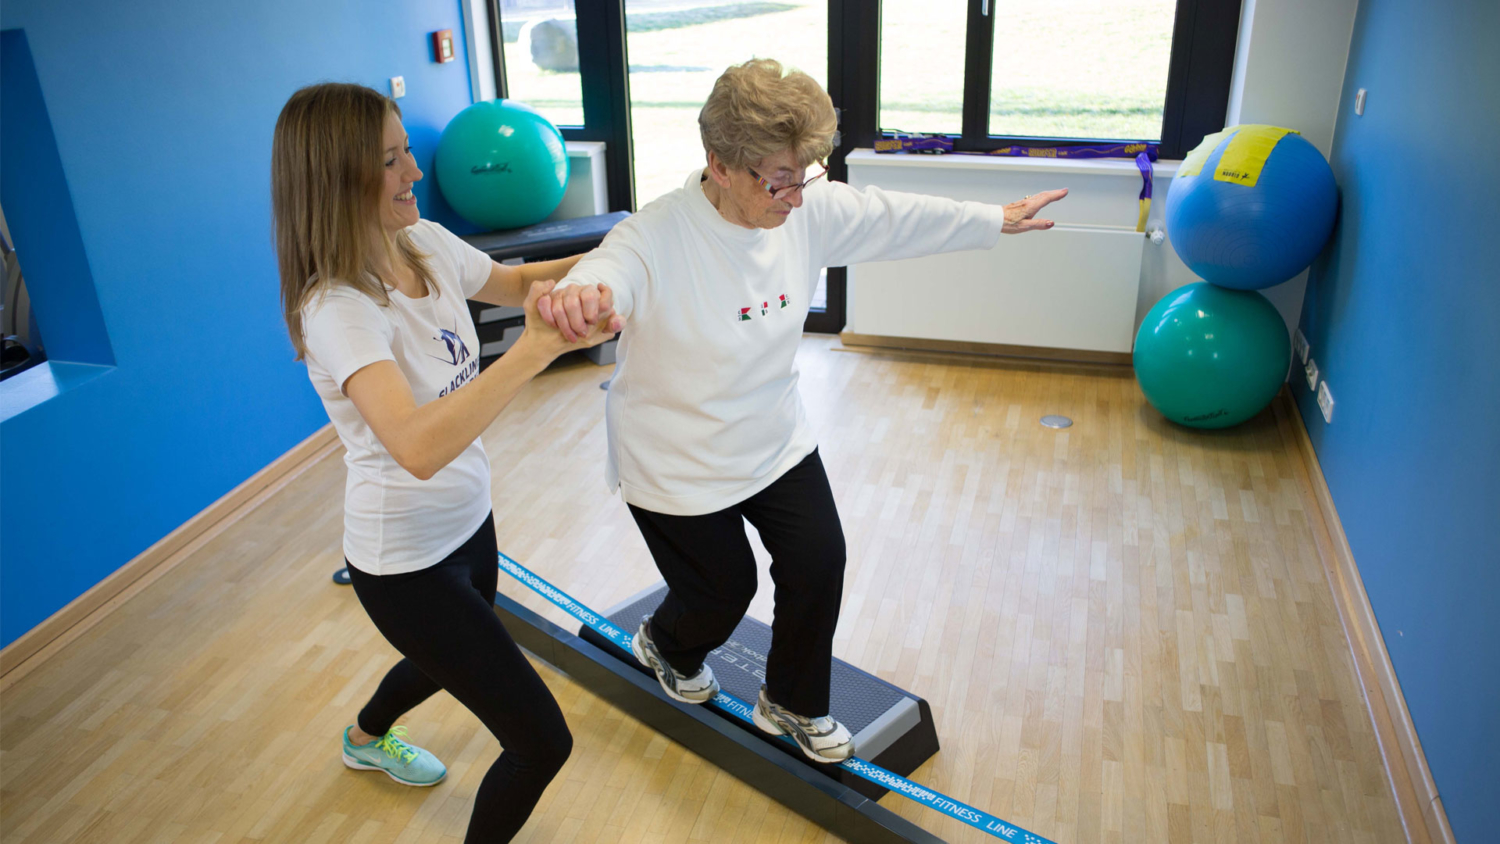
[{"x1": 522, "y1": 280, "x2": 624, "y2": 346}]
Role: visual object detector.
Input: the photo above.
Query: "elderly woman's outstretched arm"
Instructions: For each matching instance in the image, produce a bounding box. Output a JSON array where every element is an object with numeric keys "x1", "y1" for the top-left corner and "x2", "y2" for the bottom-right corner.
[{"x1": 812, "y1": 181, "x2": 1068, "y2": 270}]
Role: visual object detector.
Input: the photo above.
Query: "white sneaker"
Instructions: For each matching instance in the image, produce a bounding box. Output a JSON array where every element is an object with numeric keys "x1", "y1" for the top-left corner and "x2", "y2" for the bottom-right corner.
[
  {"x1": 631, "y1": 616, "x2": 719, "y2": 704},
  {"x1": 751, "y1": 685, "x2": 854, "y2": 764}
]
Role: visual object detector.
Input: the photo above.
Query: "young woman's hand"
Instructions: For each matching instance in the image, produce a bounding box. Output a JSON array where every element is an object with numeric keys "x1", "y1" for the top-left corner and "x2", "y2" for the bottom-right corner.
[{"x1": 514, "y1": 280, "x2": 620, "y2": 362}]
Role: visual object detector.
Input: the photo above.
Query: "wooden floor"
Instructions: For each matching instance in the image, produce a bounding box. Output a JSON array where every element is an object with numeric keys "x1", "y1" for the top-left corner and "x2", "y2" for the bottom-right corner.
[{"x1": 0, "y1": 336, "x2": 1405, "y2": 844}]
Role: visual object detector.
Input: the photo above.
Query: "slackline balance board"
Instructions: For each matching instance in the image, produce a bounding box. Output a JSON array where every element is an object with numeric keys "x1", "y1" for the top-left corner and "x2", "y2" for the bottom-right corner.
[{"x1": 495, "y1": 552, "x2": 1056, "y2": 844}]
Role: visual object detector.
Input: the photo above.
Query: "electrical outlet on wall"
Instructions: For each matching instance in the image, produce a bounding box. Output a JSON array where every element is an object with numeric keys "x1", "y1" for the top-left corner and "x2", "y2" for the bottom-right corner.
[
  {"x1": 1317, "y1": 381, "x2": 1335, "y2": 423},
  {"x1": 1304, "y1": 357, "x2": 1320, "y2": 391},
  {"x1": 1294, "y1": 329, "x2": 1310, "y2": 364}
]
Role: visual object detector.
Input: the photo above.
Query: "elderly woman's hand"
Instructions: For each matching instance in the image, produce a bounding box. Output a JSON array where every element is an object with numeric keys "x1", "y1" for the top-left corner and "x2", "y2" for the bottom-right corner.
[
  {"x1": 537, "y1": 282, "x2": 623, "y2": 343},
  {"x1": 1002, "y1": 188, "x2": 1069, "y2": 234},
  {"x1": 519, "y1": 281, "x2": 619, "y2": 360}
]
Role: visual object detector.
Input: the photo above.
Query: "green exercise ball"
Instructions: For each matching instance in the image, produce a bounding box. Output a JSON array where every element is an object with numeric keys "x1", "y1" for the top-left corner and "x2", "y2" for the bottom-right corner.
[
  {"x1": 435, "y1": 99, "x2": 569, "y2": 230},
  {"x1": 1133, "y1": 282, "x2": 1290, "y2": 429}
]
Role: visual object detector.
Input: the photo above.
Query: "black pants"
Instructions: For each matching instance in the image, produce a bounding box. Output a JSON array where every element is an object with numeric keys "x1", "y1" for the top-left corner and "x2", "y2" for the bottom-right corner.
[
  {"x1": 347, "y1": 513, "x2": 570, "y2": 843},
  {"x1": 629, "y1": 449, "x2": 846, "y2": 716}
]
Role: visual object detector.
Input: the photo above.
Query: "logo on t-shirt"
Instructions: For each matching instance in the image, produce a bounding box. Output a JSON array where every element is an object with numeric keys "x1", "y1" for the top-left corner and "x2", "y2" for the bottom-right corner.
[
  {"x1": 430, "y1": 320, "x2": 479, "y2": 397},
  {"x1": 429, "y1": 325, "x2": 472, "y2": 367}
]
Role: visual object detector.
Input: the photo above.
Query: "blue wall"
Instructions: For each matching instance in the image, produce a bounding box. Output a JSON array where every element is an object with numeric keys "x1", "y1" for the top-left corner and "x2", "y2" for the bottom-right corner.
[
  {"x1": 1293, "y1": 0, "x2": 1500, "y2": 838},
  {"x1": 0, "y1": 0, "x2": 477, "y2": 647}
]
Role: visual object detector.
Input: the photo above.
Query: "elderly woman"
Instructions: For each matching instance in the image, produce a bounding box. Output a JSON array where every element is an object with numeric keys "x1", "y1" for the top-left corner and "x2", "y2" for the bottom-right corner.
[{"x1": 540, "y1": 59, "x2": 1066, "y2": 763}]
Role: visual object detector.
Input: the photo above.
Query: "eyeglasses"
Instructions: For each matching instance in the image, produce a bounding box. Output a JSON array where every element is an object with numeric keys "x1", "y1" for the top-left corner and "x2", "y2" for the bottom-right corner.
[{"x1": 746, "y1": 160, "x2": 828, "y2": 200}]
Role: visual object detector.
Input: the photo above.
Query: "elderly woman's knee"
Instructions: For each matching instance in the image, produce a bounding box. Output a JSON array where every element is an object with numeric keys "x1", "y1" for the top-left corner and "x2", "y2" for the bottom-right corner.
[
  {"x1": 721, "y1": 566, "x2": 760, "y2": 613},
  {"x1": 811, "y1": 526, "x2": 847, "y2": 569}
]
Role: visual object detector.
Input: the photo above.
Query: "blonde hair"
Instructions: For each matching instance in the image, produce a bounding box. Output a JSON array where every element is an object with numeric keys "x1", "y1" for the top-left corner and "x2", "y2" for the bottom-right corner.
[
  {"x1": 271, "y1": 82, "x2": 436, "y2": 360},
  {"x1": 698, "y1": 59, "x2": 838, "y2": 171}
]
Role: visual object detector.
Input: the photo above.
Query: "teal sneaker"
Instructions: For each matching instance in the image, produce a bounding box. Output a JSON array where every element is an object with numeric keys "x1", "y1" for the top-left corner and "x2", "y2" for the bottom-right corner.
[{"x1": 341, "y1": 725, "x2": 447, "y2": 786}]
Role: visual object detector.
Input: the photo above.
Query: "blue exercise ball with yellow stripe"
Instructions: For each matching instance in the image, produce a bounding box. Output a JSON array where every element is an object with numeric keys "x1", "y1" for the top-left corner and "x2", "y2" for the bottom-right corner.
[{"x1": 1164, "y1": 125, "x2": 1338, "y2": 290}]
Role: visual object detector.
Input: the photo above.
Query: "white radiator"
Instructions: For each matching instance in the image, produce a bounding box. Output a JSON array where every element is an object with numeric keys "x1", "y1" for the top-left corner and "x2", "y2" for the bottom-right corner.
[{"x1": 845, "y1": 150, "x2": 1181, "y2": 355}]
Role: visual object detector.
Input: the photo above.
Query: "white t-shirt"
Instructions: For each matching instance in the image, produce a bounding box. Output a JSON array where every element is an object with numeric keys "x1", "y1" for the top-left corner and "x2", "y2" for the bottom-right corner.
[
  {"x1": 301, "y1": 220, "x2": 495, "y2": 575},
  {"x1": 559, "y1": 170, "x2": 1007, "y2": 516}
]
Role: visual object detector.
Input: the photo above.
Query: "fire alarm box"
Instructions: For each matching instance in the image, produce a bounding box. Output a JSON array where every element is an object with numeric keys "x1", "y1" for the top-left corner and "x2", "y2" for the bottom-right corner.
[{"x1": 432, "y1": 29, "x2": 455, "y2": 64}]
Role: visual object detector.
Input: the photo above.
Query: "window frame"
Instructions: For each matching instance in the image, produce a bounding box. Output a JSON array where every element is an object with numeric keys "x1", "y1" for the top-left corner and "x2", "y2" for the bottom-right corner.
[{"x1": 867, "y1": 0, "x2": 1242, "y2": 160}]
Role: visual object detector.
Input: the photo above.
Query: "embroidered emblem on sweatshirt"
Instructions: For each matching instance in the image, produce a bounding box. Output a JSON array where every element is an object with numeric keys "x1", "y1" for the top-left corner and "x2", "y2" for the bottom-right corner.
[{"x1": 738, "y1": 295, "x2": 792, "y2": 322}]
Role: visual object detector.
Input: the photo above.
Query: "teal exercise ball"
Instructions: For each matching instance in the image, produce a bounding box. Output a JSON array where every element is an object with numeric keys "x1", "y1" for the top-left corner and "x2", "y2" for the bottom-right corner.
[
  {"x1": 1133, "y1": 283, "x2": 1290, "y2": 429},
  {"x1": 436, "y1": 99, "x2": 569, "y2": 230}
]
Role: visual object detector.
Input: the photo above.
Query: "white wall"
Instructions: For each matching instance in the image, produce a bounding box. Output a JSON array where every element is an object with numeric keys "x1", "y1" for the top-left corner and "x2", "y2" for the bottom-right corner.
[{"x1": 1169, "y1": 0, "x2": 1361, "y2": 335}]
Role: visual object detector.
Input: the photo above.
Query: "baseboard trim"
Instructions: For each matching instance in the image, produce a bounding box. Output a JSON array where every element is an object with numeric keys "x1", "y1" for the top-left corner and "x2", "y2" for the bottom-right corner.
[
  {"x1": 0, "y1": 424, "x2": 341, "y2": 687},
  {"x1": 1273, "y1": 391, "x2": 1454, "y2": 844},
  {"x1": 838, "y1": 331, "x2": 1133, "y2": 367}
]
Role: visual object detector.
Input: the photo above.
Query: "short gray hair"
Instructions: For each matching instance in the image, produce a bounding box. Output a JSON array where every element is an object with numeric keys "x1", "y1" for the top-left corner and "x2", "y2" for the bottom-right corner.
[{"x1": 698, "y1": 58, "x2": 838, "y2": 170}]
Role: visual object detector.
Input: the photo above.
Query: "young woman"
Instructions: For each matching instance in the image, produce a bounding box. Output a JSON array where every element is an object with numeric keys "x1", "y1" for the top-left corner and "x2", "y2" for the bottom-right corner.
[
  {"x1": 536, "y1": 59, "x2": 1065, "y2": 764},
  {"x1": 271, "y1": 82, "x2": 619, "y2": 842}
]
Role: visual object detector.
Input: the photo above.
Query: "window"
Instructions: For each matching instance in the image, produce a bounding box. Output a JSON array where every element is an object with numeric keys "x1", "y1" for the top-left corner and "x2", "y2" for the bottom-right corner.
[
  {"x1": 624, "y1": 1, "x2": 829, "y2": 205},
  {"x1": 878, "y1": 1, "x2": 966, "y2": 135},
  {"x1": 989, "y1": 0, "x2": 1176, "y2": 140},
  {"x1": 1, "y1": 206, "x2": 44, "y2": 381},
  {"x1": 872, "y1": 0, "x2": 1240, "y2": 157},
  {"x1": 497, "y1": 0, "x2": 585, "y2": 127}
]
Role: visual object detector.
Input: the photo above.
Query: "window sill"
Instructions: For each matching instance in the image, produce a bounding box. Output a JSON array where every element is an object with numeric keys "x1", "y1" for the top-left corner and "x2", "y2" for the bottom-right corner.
[
  {"x1": 846, "y1": 149, "x2": 1181, "y2": 179},
  {"x1": 0, "y1": 361, "x2": 115, "y2": 424}
]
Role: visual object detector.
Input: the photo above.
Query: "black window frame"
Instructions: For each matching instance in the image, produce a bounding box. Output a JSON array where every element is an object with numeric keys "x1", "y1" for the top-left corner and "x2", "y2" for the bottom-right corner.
[{"x1": 866, "y1": 0, "x2": 1243, "y2": 160}]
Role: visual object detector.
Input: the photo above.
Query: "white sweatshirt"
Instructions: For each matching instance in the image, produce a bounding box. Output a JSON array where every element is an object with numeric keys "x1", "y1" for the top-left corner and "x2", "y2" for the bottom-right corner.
[{"x1": 560, "y1": 169, "x2": 1007, "y2": 516}]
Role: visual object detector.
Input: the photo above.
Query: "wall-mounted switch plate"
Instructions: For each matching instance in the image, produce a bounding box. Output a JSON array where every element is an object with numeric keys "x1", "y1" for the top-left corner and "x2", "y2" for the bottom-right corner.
[
  {"x1": 1293, "y1": 329, "x2": 1310, "y2": 364},
  {"x1": 390, "y1": 76, "x2": 406, "y2": 98},
  {"x1": 1317, "y1": 381, "x2": 1335, "y2": 423},
  {"x1": 1304, "y1": 357, "x2": 1320, "y2": 391},
  {"x1": 1355, "y1": 88, "x2": 1367, "y2": 115}
]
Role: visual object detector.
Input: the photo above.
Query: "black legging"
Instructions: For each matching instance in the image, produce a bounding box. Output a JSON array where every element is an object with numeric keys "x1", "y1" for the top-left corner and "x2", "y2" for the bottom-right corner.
[{"x1": 347, "y1": 513, "x2": 571, "y2": 843}]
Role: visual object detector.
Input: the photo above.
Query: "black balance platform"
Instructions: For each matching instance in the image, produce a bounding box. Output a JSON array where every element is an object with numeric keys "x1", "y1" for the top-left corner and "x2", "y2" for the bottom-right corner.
[
  {"x1": 577, "y1": 582, "x2": 941, "y2": 803},
  {"x1": 493, "y1": 590, "x2": 947, "y2": 844}
]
